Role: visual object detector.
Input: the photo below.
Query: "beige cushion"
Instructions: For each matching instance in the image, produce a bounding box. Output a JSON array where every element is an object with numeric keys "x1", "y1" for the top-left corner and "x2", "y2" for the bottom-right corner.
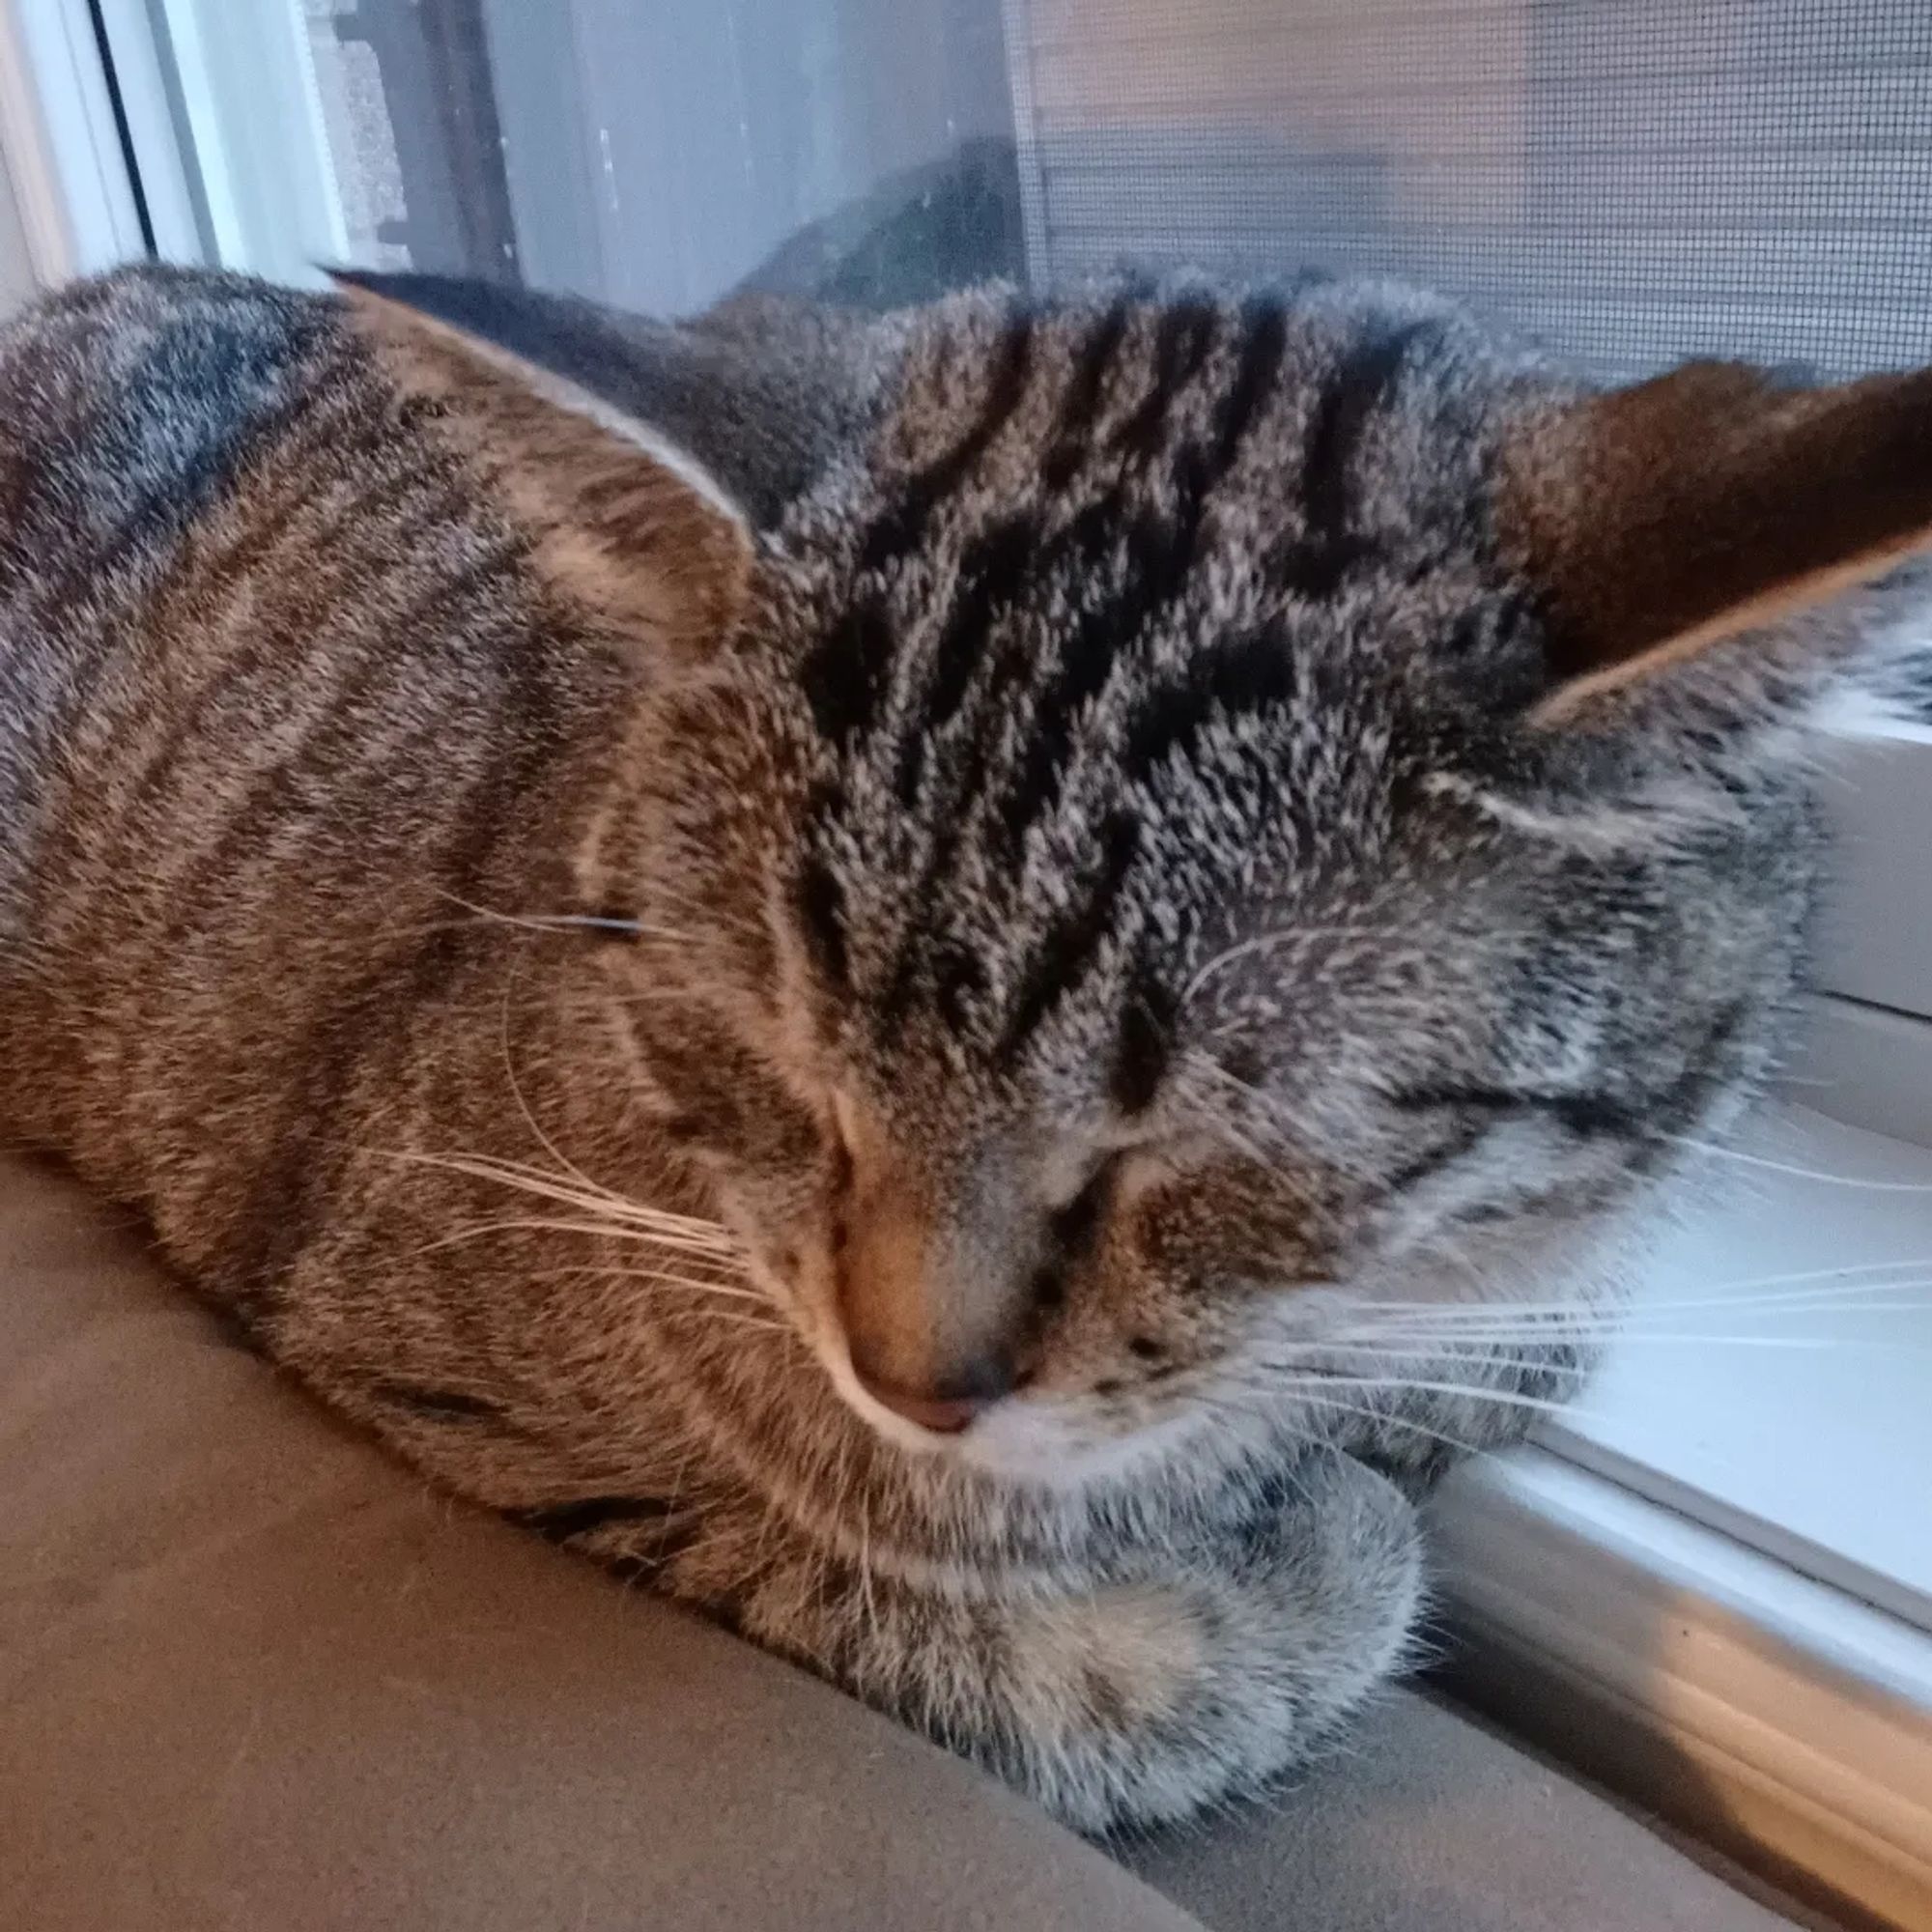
[
  {"x1": 1127, "y1": 1693, "x2": 1805, "y2": 1932},
  {"x1": 0, "y1": 1155, "x2": 1191, "y2": 1932},
  {"x1": 0, "y1": 1153, "x2": 1800, "y2": 1932}
]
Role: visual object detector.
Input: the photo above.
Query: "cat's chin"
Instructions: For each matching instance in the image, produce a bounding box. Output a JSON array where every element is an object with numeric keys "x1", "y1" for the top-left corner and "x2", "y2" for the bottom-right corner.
[{"x1": 936, "y1": 1398, "x2": 1207, "y2": 1489}]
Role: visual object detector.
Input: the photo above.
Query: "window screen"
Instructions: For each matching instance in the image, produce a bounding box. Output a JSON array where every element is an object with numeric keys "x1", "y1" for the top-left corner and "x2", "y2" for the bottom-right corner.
[
  {"x1": 207, "y1": 2, "x2": 1932, "y2": 378},
  {"x1": 1005, "y1": 0, "x2": 1932, "y2": 376}
]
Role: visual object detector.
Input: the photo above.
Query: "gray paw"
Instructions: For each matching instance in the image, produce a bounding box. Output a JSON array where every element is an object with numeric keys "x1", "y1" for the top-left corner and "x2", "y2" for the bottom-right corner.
[{"x1": 984, "y1": 1452, "x2": 1422, "y2": 1833}]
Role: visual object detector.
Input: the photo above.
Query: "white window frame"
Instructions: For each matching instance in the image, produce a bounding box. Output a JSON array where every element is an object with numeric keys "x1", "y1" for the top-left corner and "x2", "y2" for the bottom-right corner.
[{"x1": 0, "y1": 0, "x2": 148, "y2": 295}]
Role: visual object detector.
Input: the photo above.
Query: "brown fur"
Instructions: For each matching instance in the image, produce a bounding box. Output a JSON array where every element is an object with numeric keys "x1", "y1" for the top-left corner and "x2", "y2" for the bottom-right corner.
[
  {"x1": 1500, "y1": 358, "x2": 1932, "y2": 684},
  {"x1": 2, "y1": 263, "x2": 1928, "y2": 1832}
]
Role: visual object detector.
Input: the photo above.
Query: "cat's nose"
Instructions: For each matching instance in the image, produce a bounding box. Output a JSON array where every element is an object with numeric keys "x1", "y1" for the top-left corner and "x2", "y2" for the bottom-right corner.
[
  {"x1": 834, "y1": 1161, "x2": 1031, "y2": 1435},
  {"x1": 850, "y1": 1348, "x2": 1014, "y2": 1435}
]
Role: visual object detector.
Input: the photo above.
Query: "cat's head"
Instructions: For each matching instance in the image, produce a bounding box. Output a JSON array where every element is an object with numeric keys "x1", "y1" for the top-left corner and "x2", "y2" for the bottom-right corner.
[{"x1": 346, "y1": 276, "x2": 1932, "y2": 1483}]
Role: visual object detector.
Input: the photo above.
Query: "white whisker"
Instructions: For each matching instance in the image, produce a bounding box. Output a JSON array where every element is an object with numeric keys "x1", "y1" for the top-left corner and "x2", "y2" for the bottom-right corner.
[
  {"x1": 411, "y1": 1215, "x2": 740, "y2": 1261},
  {"x1": 1359, "y1": 1258, "x2": 1932, "y2": 1321},
  {"x1": 1665, "y1": 1132, "x2": 1932, "y2": 1193},
  {"x1": 1258, "y1": 1372, "x2": 1580, "y2": 1419},
  {"x1": 1323, "y1": 1330, "x2": 1926, "y2": 1358},
  {"x1": 430, "y1": 884, "x2": 691, "y2": 944},
  {"x1": 377, "y1": 1148, "x2": 739, "y2": 1254},
  {"x1": 1282, "y1": 1386, "x2": 1491, "y2": 1460},
  {"x1": 1185, "y1": 924, "x2": 1406, "y2": 1002}
]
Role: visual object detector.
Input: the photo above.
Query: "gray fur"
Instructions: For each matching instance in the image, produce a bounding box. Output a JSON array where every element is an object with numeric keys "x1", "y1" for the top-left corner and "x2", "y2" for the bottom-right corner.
[{"x1": 0, "y1": 263, "x2": 1919, "y2": 1833}]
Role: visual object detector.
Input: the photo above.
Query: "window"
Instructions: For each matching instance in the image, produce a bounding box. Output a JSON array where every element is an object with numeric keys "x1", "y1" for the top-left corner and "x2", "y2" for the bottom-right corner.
[{"x1": 6, "y1": 3, "x2": 1930, "y2": 1922}]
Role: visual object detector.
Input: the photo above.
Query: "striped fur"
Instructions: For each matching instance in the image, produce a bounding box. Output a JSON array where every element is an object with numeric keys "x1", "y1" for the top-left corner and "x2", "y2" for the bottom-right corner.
[{"x1": 0, "y1": 263, "x2": 1925, "y2": 1832}]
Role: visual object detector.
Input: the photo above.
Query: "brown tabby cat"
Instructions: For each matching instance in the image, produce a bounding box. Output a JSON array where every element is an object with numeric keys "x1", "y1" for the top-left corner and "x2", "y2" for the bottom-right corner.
[{"x1": 1, "y1": 263, "x2": 1927, "y2": 1831}]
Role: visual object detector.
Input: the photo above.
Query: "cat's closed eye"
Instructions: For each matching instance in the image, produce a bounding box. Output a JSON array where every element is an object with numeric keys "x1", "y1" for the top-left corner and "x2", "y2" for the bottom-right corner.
[{"x1": 1388, "y1": 1086, "x2": 1638, "y2": 1136}]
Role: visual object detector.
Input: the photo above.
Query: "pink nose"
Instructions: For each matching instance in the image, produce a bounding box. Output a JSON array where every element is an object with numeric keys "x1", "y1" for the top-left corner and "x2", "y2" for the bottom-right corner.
[{"x1": 851, "y1": 1363, "x2": 984, "y2": 1435}]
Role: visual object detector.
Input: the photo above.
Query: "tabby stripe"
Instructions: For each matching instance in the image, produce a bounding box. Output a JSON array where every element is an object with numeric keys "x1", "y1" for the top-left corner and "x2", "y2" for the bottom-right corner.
[
  {"x1": 19, "y1": 372, "x2": 346, "y2": 803},
  {"x1": 992, "y1": 498, "x2": 1169, "y2": 855},
  {"x1": 370, "y1": 1381, "x2": 508, "y2": 1424},
  {"x1": 102, "y1": 460, "x2": 433, "y2": 863},
  {"x1": 508, "y1": 1494, "x2": 676, "y2": 1542},
  {"x1": 156, "y1": 541, "x2": 520, "y2": 958},
  {"x1": 993, "y1": 492, "x2": 1128, "y2": 789},
  {"x1": 236, "y1": 595, "x2": 559, "y2": 1302},
  {"x1": 1280, "y1": 318, "x2": 1437, "y2": 602},
  {"x1": 1209, "y1": 297, "x2": 1291, "y2": 477},
  {"x1": 1388, "y1": 1085, "x2": 1641, "y2": 1139},
  {"x1": 895, "y1": 512, "x2": 1037, "y2": 804},
  {"x1": 90, "y1": 537, "x2": 444, "y2": 1300},
  {"x1": 41, "y1": 330, "x2": 327, "y2": 603},
  {"x1": 1383, "y1": 1118, "x2": 1489, "y2": 1193},
  {"x1": 859, "y1": 312, "x2": 1036, "y2": 576},
  {"x1": 795, "y1": 848, "x2": 849, "y2": 989},
  {"x1": 799, "y1": 593, "x2": 895, "y2": 752},
  {"x1": 1042, "y1": 299, "x2": 1134, "y2": 490},
  {"x1": 1110, "y1": 970, "x2": 1178, "y2": 1114},
  {"x1": 875, "y1": 523, "x2": 1045, "y2": 1020},
  {"x1": 1114, "y1": 300, "x2": 1218, "y2": 458},
  {"x1": 997, "y1": 809, "x2": 1142, "y2": 1059},
  {"x1": 1121, "y1": 622, "x2": 1300, "y2": 786},
  {"x1": 997, "y1": 300, "x2": 1292, "y2": 855}
]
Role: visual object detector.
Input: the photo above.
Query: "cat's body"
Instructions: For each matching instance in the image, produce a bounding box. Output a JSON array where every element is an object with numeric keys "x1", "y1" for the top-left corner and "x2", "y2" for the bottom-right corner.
[{"x1": 0, "y1": 263, "x2": 1924, "y2": 1830}]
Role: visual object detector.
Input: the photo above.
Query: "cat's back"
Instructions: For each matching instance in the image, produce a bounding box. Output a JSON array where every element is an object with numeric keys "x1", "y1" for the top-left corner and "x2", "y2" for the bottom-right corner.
[
  {"x1": 0, "y1": 264, "x2": 559, "y2": 900},
  {"x1": 0, "y1": 267, "x2": 621, "y2": 1178},
  {"x1": 0, "y1": 268, "x2": 357, "y2": 636}
]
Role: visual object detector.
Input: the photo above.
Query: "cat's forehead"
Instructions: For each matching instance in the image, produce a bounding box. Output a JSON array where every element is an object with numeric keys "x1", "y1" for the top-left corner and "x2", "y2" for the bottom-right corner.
[{"x1": 765, "y1": 277, "x2": 1541, "y2": 1111}]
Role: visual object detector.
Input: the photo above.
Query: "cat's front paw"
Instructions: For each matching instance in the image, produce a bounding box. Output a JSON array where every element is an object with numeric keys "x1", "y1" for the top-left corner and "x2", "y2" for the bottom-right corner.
[{"x1": 978, "y1": 1451, "x2": 1422, "y2": 1833}]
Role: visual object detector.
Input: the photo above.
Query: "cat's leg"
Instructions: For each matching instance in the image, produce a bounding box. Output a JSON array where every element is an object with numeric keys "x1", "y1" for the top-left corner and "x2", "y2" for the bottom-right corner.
[{"x1": 604, "y1": 1449, "x2": 1420, "y2": 1833}]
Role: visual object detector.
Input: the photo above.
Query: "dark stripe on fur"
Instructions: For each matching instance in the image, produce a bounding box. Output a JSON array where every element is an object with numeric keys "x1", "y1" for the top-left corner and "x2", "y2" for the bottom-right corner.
[
  {"x1": 795, "y1": 849, "x2": 849, "y2": 988},
  {"x1": 1110, "y1": 973, "x2": 1177, "y2": 1115},
  {"x1": 998, "y1": 810, "x2": 1142, "y2": 1059},
  {"x1": 1122, "y1": 623, "x2": 1299, "y2": 786},
  {"x1": 995, "y1": 496, "x2": 1132, "y2": 853},
  {"x1": 859, "y1": 311, "x2": 1035, "y2": 575},
  {"x1": 232, "y1": 563, "x2": 566, "y2": 1308},
  {"x1": 1280, "y1": 318, "x2": 1437, "y2": 602},
  {"x1": 897, "y1": 512, "x2": 1038, "y2": 803},
  {"x1": 799, "y1": 595, "x2": 895, "y2": 753},
  {"x1": 508, "y1": 1494, "x2": 677, "y2": 1542},
  {"x1": 371, "y1": 1381, "x2": 509, "y2": 1423},
  {"x1": 1210, "y1": 297, "x2": 1291, "y2": 476},
  {"x1": 995, "y1": 304, "x2": 1293, "y2": 859},
  {"x1": 1114, "y1": 301, "x2": 1218, "y2": 459},
  {"x1": 995, "y1": 490, "x2": 1216, "y2": 860},
  {"x1": 1043, "y1": 299, "x2": 1133, "y2": 490}
]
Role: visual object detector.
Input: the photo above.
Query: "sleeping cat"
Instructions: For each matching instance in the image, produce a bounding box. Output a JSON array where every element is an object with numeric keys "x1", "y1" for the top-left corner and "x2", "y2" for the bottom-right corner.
[{"x1": 0, "y1": 263, "x2": 1926, "y2": 1832}]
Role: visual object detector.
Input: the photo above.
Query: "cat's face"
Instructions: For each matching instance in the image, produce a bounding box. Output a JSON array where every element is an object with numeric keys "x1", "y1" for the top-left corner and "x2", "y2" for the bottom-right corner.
[
  {"x1": 348, "y1": 277, "x2": 1932, "y2": 1481},
  {"x1": 616, "y1": 607, "x2": 1792, "y2": 1478}
]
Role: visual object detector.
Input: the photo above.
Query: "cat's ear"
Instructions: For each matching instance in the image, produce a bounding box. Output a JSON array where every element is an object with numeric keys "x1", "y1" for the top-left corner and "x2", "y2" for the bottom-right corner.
[
  {"x1": 1497, "y1": 358, "x2": 1932, "y2": 738},
  {"x1": 336, "y1": 277, "x2": 753, "y2": 657},
  {"x1": 334, "y1": 268, "x2": 885, "y2": 526}
]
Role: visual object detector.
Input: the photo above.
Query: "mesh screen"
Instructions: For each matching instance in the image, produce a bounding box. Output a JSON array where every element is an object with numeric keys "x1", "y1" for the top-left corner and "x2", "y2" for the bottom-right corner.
[
  {"x1": 1003, "y1": 0, "x2": 1932, "y2": 376},
  {"x1": 297, "y1": 2, "x2": 1932, "y2": 378}
]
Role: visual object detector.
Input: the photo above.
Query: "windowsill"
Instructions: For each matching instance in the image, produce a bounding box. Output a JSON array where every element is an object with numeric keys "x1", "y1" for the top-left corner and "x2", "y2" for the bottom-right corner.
[
  {"x1": 1430, "y1": 1094, "x2": 1932, "y2": 1928},
  {"x1": 1433, "y1": 1449, "x2": 1932, "y2": 1932},
  {"x1": 1543, "y1": 1096, "x2": 1932, "y2": 1633}
]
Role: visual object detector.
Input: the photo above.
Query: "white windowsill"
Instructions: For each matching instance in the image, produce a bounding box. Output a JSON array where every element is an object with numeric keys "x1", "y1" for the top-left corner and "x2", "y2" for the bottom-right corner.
[
  {"x1": 1544, "y1": 1097, "x2": 1932, "y2": 1634},
  {"x1": 1433, "y1": 1094, "x2": 1932, "y2": 1928},
  {"x1": 1435, "y1": 1449, "x2": 1932, "y2": 1932}
]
